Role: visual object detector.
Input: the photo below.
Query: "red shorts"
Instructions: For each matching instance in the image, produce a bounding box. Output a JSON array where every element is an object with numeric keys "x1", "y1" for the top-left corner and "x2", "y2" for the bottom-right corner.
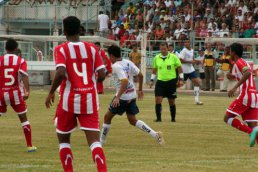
[
  {"x1": 55, "y1": 104, "x2": 100, "y2": 134},
  {"x1": 0, "y1": 92, "x2": 27, "y2": 115},
  {"x1": 226, "y1": 99, "x2": 258, "y2": 122}
]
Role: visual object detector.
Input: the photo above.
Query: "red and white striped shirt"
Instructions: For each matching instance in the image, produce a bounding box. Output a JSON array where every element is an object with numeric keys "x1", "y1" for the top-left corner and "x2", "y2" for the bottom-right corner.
[
  {"x1": 0, "y1": 54, "x2": 28, "y2": 106},
  {"x1": 232, "y1": 58, "x2": 258, "y2": 108},
  {"x1": 55, "y1": 41, "x2": 105, "y2": 114}
]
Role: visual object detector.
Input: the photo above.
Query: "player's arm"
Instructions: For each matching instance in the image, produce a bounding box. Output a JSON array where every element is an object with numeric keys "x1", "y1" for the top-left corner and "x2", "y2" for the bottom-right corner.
[
  {"x1": 150, "y1": 68, "x2": 157, "y2": 88},
  {"x1": 112, "y1": 78, "x2": 128, "y2": 108},
  {"x1": 137, "y1": 72, "x2": 144, "y2": 100},
  {"x1": 97, "y1": 68, "x2": 106, "y2": 82},
  {"x1": 228, "y1": 67, "x2": 251, "y2": 97},
  {"x1": 45, "y1": 66, "x2": 66, "y2": 108},
  {"x1": 179, "y1": 50, "x2": 194, "y2": 64},
  {"x1": 21, "y1": 74, "x2": 29, "y2": 100}
]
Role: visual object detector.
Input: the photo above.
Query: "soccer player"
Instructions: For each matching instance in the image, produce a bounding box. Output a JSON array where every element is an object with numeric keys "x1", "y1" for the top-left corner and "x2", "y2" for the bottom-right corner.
[
  {"x1": 223, "y1": 43, "x2": 258, "y2": 147},
  {"x1": 179, "y1": 39, "x2": 203, "y2": 105},
  {"x1": 0, "y1": 39, "x2": 36, "y2": 152},
  {"x1": 95, "y1": 42, "x2": 112, "y2": 94},
  {"x1": 100, "y1": 45, "x2": 165, "y2": 145},
  {"x1": 45, "y1": 16, "x2": 107, "y2": 172},
  {"x1": 150, "y1": 42, "x2": 184, "y2": 122}
]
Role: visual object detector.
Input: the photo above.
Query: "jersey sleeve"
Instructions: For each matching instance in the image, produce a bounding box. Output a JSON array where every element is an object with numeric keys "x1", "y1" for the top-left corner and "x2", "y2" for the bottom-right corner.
[
  {"x1": 152, "y1": 56, "x2": 158, "y2": 69},
  {"x1": 113, "y1": 64, "x2": 128, "y2": 80},
  {"x1": 179, "y1": 49, "x2": 185, "y2": 59},
  {"x1": 19, "y1": 58, "x2": 28, "y2": 76},
  {"x1": 54, "y1": 46, "x2": 66, "y2": 68},
  {"x1": 101, "y1": 49, "x2": 112, "y2": 73},
  {"x1": 92, "y1": 46, "x2": 105, "y2": 72},
  {"x1": 236, "y1": 59, "x2": 251, "y2": 73},
  {"x1": 174, "y1": 55, "x2": 182, "y2": 68},
  {"x1": 130, "y1": 61, "x2": 140, "y2": 76}
]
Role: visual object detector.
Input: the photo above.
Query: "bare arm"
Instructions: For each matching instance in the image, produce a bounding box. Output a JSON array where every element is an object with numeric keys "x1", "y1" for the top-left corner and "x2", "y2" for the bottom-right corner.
[
  {"x1": 138, "y1": 72, "x2": 144, "y2": 100},
  {"x1": 45, "y1": 67, "x2": 66, "y2": 108},
  {"x1": 97, "y1": 68, "x2": 106, "y2": 82},
  {"x1": 111, "y1": 79, "x2": 128, "y2": 107},
  {"x1": 21, "y1": 74, "x2": 30, "y2": 100},
  {"x1": 228, "y1": 69, "x2": 251, "y2": 97}
]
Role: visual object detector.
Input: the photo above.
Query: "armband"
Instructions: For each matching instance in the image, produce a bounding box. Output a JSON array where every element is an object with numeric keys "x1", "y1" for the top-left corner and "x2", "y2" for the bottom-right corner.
[{"x1": 179, "y1": 73, "x2": 184, "y2": 80}]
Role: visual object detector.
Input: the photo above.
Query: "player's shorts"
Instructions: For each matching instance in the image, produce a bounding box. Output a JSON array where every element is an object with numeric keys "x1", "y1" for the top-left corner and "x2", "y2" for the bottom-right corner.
[
  {"x1": 184, "y1": 71, "x2": 198, "y2": 81},
  {"x1": 195, "y1": 70, "x2": 205, "y2": 79},
  {"x1": 226, "y1": 99, "x2": 258, "y2": 122},
  {"x1": 109, "y1": 98, "x2": 139, "y2": 115},
  {"x1": 55, "y1": 104, "x2": 100, "y2": 134},
  {"x1": 0, "y1": 91, "x2": 27, "y2": 115},
  {"x1": 155, "y1": 79, "x2": 177, "y2": 98}
]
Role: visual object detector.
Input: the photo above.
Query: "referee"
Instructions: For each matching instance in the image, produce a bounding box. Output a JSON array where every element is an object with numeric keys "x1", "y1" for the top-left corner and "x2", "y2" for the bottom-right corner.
[{"x1": 150, "y1": 42, "x2": 184, "y2": 122}]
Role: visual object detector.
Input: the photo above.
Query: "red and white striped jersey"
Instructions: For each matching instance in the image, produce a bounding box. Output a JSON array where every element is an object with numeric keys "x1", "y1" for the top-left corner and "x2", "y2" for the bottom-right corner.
[
  {"x1": 232, "y1": 58, "x2": 258, "y2": 108},
  {"x1": 55, "y1": 41, "x2": 105, "y2": 114},
  {"x1": 0, "y1": 54, "x2": 28, "y2": 106}
]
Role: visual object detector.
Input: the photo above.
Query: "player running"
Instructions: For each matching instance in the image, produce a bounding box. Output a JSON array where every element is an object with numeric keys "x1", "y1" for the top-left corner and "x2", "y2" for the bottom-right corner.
[
  {"x1": 45, "y1": 16, "x2": 107, "y2": 172},
  {"x1": 0, "y1": 39, "x2": 36, "y2": 152},
  {"x1": 100, "y1": 45, "x2": 165, "y2": 146},
  {"x1": 179, "y1": 39, "x2": 203, "y2": 105},
  {"x1": 223, "y1": 43, "x2": 258, "y2": 147}
]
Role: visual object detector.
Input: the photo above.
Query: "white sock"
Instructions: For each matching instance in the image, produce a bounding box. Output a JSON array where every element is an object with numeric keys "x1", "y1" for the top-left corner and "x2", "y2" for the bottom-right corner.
[
  {"x1": 100, "y1": 123, "x2": 111, "y2": 145},
  {"x1": 194, "y1": 86, "x2": 200, "y2": 103},
  {"x1": 135, "y1": 120, "x2": 157, "y2": 138}
]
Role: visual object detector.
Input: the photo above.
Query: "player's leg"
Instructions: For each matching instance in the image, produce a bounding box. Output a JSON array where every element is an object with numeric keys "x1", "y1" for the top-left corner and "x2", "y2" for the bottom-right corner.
[
  {"x1": 79, "y1": 113, "x2": 107, "y2": 172},
  {"x1": 56, "y1": 109, "x2": 77, "y2": 172},
  {"x1": 13, "y1": 100, "x2": 36, "y2": 152},
  {"x1": 242, "y1": 108, "x2": 258, "y2": 147},
  {"x1": 224, "y1": 101, "x2": 253, "y2": 134},
  {"x1": 57, "y1": 133, "x2": 74, "y2": 172},
  {"x1": 100, "y1": 110, "x2": 116, "y2": 145},
  {"x1": 155, "y1": 96, "x2": 163, "y2": 122},
  {"x1": 154, "y1": 80, "x2": 164, "y2": 122},
  {"x1": 168, "y1": 98, "x2": 176, "y2": 122},
  {"x1": 126, "y1": 114, "x2": 165, "y2": 145},
  {"x1": 190, "y1": 73, "x2": 203, "y2": 105},
  {"x1": 18, "y1": 112, "x2": 36, "y2": 152}
]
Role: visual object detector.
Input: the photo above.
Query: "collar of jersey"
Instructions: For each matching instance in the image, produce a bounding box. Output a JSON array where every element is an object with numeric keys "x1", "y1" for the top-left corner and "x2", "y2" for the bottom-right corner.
[
  {"x1": 67, "y1": 42, "x2": 84, "y2": 45},
  {"x1": 159, "y1": 53, "x2": 170, "y2": 59}
]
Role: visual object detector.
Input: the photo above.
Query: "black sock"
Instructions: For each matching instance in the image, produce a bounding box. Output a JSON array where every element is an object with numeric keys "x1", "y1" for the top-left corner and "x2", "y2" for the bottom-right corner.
[
  {"x1": 155, "y1": 104, "x2": 162, "y2": 121},
  {"x1": 170, "y1": 105, "x2": 176, "y2": 121}
]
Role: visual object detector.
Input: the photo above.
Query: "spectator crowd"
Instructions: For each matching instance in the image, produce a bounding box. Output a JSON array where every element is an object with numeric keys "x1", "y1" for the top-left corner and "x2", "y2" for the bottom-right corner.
[{"x1": 103, "y1": 0, "x2": 258, "y2": 48}]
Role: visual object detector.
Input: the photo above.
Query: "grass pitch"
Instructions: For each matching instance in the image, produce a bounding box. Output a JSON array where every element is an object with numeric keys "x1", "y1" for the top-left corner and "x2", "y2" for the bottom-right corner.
[{"x1": 0, "y1": 89, "x2": 258, "y2": 172}]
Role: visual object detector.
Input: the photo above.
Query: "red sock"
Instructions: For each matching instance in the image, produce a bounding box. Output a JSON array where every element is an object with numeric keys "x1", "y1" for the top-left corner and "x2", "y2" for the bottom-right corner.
[
  {"x1": 90, "y1": 142, "x2": 107, "y2": 172},
  {"x1": 59, "y1": 143, "x2": 73, "y2": 172},
  {"x1": 227, "y1": 118, "x2": 252, "y2": 134},
  {"x1": 22, "y1": 121, "x2": 32, "y2": 147}
]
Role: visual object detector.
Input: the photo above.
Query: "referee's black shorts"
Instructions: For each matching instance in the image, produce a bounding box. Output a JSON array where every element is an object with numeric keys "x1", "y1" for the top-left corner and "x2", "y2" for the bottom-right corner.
[{"x1": 155, "y1": 78, "x2": 177, "y2": 99}]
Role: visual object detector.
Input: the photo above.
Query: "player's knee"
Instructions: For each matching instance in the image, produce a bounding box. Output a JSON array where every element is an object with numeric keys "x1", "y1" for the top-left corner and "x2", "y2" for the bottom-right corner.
[{"x1": 224, "y1": 115, "x2": 229, "y2": 123}]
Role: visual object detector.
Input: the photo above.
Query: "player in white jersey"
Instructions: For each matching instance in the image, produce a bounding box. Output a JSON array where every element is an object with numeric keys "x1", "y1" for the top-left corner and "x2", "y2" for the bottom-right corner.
[
  {"x1": 179, "y1": 40, "x2": 203, "y2": 105},
  {"x1": 100, "y1": 45, "x2": 165, "y2": 145}
]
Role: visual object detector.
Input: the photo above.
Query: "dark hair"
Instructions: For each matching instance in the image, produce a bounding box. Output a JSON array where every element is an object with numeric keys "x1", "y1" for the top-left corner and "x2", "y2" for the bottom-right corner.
[
  {"x1": 63, "y1": 16, "x2": 81, "y2": 36},
  {"x1": 79, "y1": 25, "x2": 86, "y2": 36},
  {"x1": 230, "y1": 43, "x2": 243, "y2": 57},
  {"x1": 5, "y1": 39, "x2": 18, "y2": 51},
  {"x1": 160, "y1": 42, "x2": 168, "y2": 47},
  {"x1": 99, "y1": 11, "x2": 103, "y2": 14},
  {"x1": 107, "y1": 45, "x2": 121, "y2": 58},
  {"x1": 95, "y1": 42, "x2": 101, "y2": 46}
]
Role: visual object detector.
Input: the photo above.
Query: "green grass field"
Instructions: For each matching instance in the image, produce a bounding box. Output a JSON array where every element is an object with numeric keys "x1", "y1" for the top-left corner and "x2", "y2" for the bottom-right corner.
[{"x1": 1, "y1": 89, "x2": 258, "y2": 172}]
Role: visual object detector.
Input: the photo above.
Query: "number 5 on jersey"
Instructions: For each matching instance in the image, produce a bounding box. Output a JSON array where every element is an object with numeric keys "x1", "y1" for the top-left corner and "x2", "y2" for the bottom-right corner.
[{"x1": 4, "y1": 68, "x2": 15, "y2": 86}]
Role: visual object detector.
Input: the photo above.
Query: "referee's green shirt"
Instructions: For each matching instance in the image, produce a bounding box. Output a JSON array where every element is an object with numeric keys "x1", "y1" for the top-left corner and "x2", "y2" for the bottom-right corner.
[{"x1": 152, "y1": 53, "x2": 181, "y2": 81}]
